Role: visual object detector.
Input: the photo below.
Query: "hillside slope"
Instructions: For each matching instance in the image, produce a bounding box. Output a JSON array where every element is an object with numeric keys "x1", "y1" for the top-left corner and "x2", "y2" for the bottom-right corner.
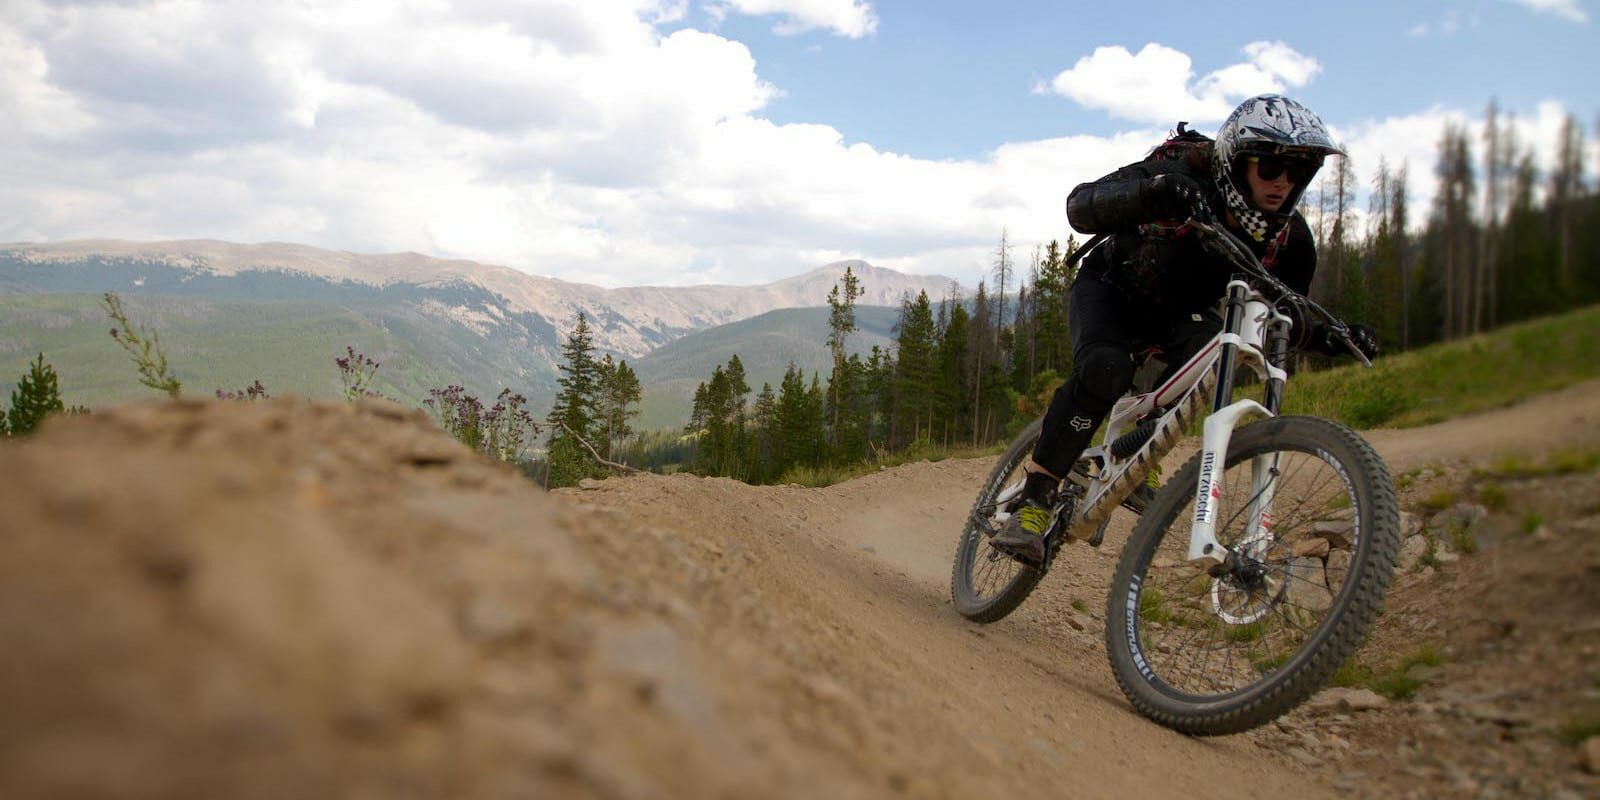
[{"x1": 2, "y1": 382, "x2": 1597, "y2": 798}]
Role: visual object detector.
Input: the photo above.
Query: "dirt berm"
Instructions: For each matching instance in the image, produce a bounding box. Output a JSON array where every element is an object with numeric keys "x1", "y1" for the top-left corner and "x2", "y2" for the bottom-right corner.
[{"x1": 2, "y1": 383, "x2": 1597, "y2": 799}]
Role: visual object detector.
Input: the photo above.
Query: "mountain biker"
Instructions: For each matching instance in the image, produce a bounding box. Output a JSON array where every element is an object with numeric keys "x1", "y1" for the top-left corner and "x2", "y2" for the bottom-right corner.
[{"x1": 991, "y1": 94, "x2": 1380, "y2": 562}]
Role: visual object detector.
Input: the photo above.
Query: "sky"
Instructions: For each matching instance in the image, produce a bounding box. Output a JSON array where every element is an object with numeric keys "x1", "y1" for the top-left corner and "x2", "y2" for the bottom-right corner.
[{"x1": 2, "y1": 0, "x2": 1596, "y2": 291}]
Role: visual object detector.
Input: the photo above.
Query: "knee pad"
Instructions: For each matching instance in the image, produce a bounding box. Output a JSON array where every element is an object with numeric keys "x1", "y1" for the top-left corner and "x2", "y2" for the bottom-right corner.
[{"x1": 1071, "y1": 343, "x2": 1135, "y2": 410}]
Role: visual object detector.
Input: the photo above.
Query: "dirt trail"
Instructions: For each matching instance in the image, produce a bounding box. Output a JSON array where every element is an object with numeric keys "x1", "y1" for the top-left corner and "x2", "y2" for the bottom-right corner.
[{"x1": 2, "y1": 381, "x2": 1597, "y2": 798}]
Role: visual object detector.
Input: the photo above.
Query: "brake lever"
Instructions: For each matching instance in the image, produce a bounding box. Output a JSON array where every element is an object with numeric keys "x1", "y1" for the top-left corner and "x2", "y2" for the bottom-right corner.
[
  {"x1": 1342, "y1": 335, "x2": 1373, "y2": 368},
  {"x1": 1189, "y1": 216, "x2": 1377, "y2": 369}
]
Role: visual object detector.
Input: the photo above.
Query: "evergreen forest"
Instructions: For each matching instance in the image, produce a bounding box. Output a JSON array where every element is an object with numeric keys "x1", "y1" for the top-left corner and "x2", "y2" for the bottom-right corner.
[{"x1": 543, "y1": 105, "x2": 1599, "y2": 488}]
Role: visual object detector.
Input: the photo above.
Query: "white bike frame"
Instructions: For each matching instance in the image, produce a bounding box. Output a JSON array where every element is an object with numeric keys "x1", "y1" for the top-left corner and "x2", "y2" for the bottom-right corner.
[{"x1": 1061, "y1": 280, "x2": 1292, "y2": 565}]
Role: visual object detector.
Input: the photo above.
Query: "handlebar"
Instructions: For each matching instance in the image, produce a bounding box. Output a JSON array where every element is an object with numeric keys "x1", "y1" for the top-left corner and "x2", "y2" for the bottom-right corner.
[{"x1": 1184, "y1": 214, "x2": 1372, "y2": 367}]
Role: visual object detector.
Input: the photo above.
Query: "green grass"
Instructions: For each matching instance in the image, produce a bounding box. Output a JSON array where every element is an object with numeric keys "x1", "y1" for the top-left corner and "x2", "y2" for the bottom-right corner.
[
  {"x1": 1280, "y1": 304, "x2": 1600, "y2": 429},
  {"x1": 1521, "y1": 513, "x2": 1545, "y2": 535},
  {"x1": 1418, "y1": 489, "x2": 1457, "y2": 512},
  {"x1": 1446, "y1": 518, "x2": 1479, "y2": 555},
  {"x1": 1398, "y1": 643, "x2": 1446, "y2": 670},
  {"x1": 1370, "y1": 672, "x2": 1424, "y2": 700},
  {"x1": 1559, "y1": 709, "x2": 1600, "y2": 745},
  {"x1": 1330, "y1": 643, "x2": 1446, "y2": 700},
  {"x1": 773, "y1": 438, "x2": 1006, "y2": 488},
  {"x1": 1329, "y1": 658, "x2": 1373, "y2": 688},
  {"x1": 1476, "y1": 447, "x2": 1600, "y2": 479},
  {"x1": 1478, "y1": 482, "x2": 1509, "y2": 512},
  {"x1": 1413, "y1": 537, "x2": 1442, "y2": 572},
  {"x1": 1223, "y1": 621, "x2": 1266, "y2": 643},
  {"x1": 1139, "y1": 588, "x2": 1173, "y2": 625},
  {"x1": 1070, "y1": 598, "x2": 1088, "y2": 613},
  {"x1": 776, "y1": 462, "x2": 861, "y2": 488}
]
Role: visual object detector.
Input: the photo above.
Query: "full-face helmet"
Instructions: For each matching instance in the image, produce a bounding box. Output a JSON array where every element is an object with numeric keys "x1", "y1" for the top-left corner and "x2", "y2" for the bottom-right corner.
[{"x1": 1213, "y1": 94, "x2": 1345, "y2": 240}]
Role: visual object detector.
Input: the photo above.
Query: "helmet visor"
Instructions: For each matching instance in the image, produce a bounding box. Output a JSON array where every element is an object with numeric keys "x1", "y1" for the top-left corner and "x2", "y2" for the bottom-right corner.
[{"x1": 1247, "y1": 153, "x2": 1324, "y2": 185}]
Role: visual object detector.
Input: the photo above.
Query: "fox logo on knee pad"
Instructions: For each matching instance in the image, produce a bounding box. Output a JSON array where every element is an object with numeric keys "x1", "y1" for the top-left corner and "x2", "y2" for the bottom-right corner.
[{"x1": 1069, "y1": 416, "x2": 1093, "y2": 432}]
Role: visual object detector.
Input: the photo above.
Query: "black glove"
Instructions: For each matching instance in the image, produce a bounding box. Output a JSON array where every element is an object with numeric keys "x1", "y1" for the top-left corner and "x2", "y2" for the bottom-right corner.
[
  {"x1": 1145, "y1": 174, "x2": 1207, "y2": 221},
  {"x1": 1347, "y1": 323, "x2": 1380, "y2": 359},
  {"x1": 1310, "y1": 322, "x2": 1380, "y2": 359}
]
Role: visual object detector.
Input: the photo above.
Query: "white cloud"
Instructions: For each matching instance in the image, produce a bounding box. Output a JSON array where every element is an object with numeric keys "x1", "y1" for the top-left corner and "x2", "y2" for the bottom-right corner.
[
  {"x1": 0, "y1": 2, "x2": 1587, "y2": 295},
  {"x1": 712, "y1": 0, "x2": 877, "y2": 38},
  {"x1": 1505, "y1": 0, "x2": 1589, "y2": 23},
  {"x1": 1044, "y1": 41, "x2": 1322, "y2": 123},
  {"x1": 1408, "y1": 10, "x2": 1479, "y2": 37},
  {"x1": 1328, "y1": 99, "x2": 1576, "y2": 237}
]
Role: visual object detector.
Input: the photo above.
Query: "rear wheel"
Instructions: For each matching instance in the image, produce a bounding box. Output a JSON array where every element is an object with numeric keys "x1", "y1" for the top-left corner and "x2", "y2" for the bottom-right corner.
[
  {"x1": 1104, "y1": 416, "x2": 1400, "y2": 734},
  {"x1": 951, "y1": 418, "x2": 1049, "y2": 623}
]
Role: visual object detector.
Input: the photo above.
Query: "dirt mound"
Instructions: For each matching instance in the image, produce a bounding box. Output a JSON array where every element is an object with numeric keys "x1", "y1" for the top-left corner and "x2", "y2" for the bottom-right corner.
[
  {"x1": 0, "y1": 398, "x2": 836, "y2": 798},
  {"x1": 1, "y1": 397, "x2": 1328, "y2": 799},
  {"x1": 3, "y1": 382, "x2": 1597, "y2": 798}
]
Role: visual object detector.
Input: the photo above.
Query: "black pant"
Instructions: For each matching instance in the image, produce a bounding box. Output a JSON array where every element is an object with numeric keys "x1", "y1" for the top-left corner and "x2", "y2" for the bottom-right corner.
[{"x1": 1030, "y1": 275, "x2": 1222, "y2": 479}]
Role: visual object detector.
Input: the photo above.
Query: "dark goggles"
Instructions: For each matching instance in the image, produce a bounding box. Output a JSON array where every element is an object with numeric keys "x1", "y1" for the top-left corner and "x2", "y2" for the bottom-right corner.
[{"x1": 1248, "y1": 154, "x2": 1323, "y2": 184}]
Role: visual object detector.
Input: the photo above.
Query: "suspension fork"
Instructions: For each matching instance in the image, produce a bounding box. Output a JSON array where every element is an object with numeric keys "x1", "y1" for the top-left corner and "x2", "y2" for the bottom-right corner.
[
  {"x1": 1189, "y1": 282, "x2": 1275, "y2": 564},
  {"x1": 1239, "y1": 315, "x2": 1294, "y2": 557}
]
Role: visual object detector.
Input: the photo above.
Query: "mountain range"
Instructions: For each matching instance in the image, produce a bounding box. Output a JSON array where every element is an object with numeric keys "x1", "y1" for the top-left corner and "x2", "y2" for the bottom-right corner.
[{"x1": 0, "y1": 240, "x2": 952, "y2": 427}]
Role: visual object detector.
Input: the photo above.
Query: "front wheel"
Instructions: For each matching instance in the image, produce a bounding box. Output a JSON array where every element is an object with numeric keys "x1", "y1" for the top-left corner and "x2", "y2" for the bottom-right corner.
[
  {"x1": 1105, "y1": 416, "x2": 1400, "y2": 735},
  {"x1": 951, "y1": 418, "x2": 1047, "y2": 623}
]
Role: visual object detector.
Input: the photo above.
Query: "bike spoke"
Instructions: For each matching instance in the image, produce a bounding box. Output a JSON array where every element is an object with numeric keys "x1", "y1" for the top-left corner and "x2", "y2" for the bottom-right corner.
[{"x1": 1129, "y1": 439, "x2": 1369, "y2": 699}]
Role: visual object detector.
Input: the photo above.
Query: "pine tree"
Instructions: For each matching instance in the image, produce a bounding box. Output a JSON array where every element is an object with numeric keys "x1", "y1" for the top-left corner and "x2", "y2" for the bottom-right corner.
[
  {"x1": 826, "y1": 266, "x2": 865, "y2": 441},
  {"x1": 7, "y1": 354, "x2": 66, "y2": 436},
  {"x1": 992, "y1": 229, "x2": 1013, "y2": 347},
  {"x1": 1550, "y1": 114, "x2": 1586, "y2": 293},
  {"x1": 596, "y1": 355, "x2": 641, "y2": 461},
  {"x1": 685, "y1": 356, "x2": 751, "y2": 478},
  {"x1": 1392, "y1": 163, "x2": 1413, "y2": 349},
  {"x1": 892, "y1": 291, "x2": 938, "y2": 447},
  {"x1": 1031, "y1": 238, "x2": 1076, "y2": 378},
  {"x1": 546, "y1": 312, "x2": 602, "y2": 487},
  {"x1": 934, "y1": 302, "x2": 970, "y2": 445},
  {"x1": 775, "y1": 363, "x2": 822, "y2": 474},
  {"x1": 751, "y1": 382, "x2": 779, "y2": 482},
  {"x1": 1479, "y1": 98, "x2": 1502, "y2": 330},
  {"x1": 864, "y1": 345, "x2": 895, "y2": 454},
  {"x1": 967, "y1": 280, "x2": 995, "y2": 445}
]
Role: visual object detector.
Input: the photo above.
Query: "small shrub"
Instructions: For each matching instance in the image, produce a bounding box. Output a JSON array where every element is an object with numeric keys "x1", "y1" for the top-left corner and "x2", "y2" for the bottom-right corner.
[
  {"x1": 1559, "y1": 709, "x2": 1600, "y2": 745},
  {"x1": 423, "y1": 385, "x2": 539, "y2": 463},
  {"x1": 103, "y1": 292, "x2": 181, "y2": 398},
  {"x1": 1224, "y1": 621, "x2": 1265, "y2": 643},
  {"x1": 1481, "y1": 448, "x2": 1600, "y2": 479},
  {"x1": 1414, "y1": 536, "x2": 1441, "y2": 572},
  {"x1": 335, "y1": 346, "x2": 382, "y2": 401},
  {"x1": 1329, "y1": 658, "x2": 1373, "y2": 688},
  {"x1": 6, "y1": 353, "x2": 66, "y2": 436},
  {"x1": 1371, "y1": 672, "x2": 1423, "y2": 700},
  {"x1": 1253, "y1": 651, "x2": 1291, "y2": 674},
  {"x1": 1399, "y1": 643, "x2": 1446, "y2": 671},
  {"x1": 1447, "y1": 520, "x2": 1479, "y2": 555},
  {"x1": 425, "y1": 385, "x2": 486, "y2": 450},
  {"x1": 481, "y1": 389, "x2": 539, "y2": 463},
  {"x1": 1139, "y1": 587, "x2": 1172, "y2": 625},
  {"x1": 1070, "y1": 598, "x2": 1088, "y2": 613},
  {"x1": 1521, "y1": 513, "x2": 1544, "y2": 535},
  {"x1": 777, "y1": 462, "x2": 856, "y2": 488},
  {"x1": 1478, "y1": 482, "x2": 1508, "y2": 512},
  {"x1": 1547, "y1": 448, "x2": 1600, "y2": 475},
  {"x1": 1344, "y1": 379, "x2": 1410, "y2": 429},
  {"x1": 1418, "y1": 489, "x2": 1456, "y2": 512},
  {"x1": 216, "y1": 379, "x2": 270, "y2": 401}
]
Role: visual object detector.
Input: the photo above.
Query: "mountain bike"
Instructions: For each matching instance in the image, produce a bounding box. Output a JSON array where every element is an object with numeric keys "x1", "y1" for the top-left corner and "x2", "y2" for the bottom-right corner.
[{"x1": 950, "y1": 216, "x2": 1400, "y2": 735}]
